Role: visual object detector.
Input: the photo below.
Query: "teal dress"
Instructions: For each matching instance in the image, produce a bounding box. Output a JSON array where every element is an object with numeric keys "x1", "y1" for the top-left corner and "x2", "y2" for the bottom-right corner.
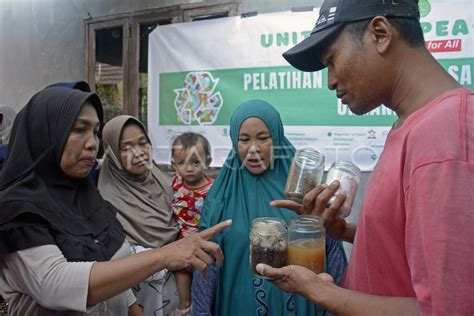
[{"x1": 196, "y1": 100, "x2": 346, "y2": 316}]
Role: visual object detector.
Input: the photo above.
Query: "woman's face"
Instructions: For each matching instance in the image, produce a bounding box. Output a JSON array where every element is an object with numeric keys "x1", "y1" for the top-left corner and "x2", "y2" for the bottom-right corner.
[
  {"x1": 60, "y1": 102, "x2": 100, "y2": 178},
  {"x1": 119, "y1": 123, "x2": 152, "y2": 176},
  {"x1": 237, "y1": 117, "x2": 273, "y2": 175}
]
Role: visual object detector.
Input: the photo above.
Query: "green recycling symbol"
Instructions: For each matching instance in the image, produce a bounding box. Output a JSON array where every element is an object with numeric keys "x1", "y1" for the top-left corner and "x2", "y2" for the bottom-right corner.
[
  {"x1": 173, "y1": 71, "x2": 224, "y2": 125},
  {"x1": 418, "y1": 0, "x2": 431, "y2": 18}
]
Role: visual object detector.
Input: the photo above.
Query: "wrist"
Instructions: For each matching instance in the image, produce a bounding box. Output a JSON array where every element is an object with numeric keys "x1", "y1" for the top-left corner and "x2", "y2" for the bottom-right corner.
[
  {"x1": 307, "y1": 278, "x2": 343, "y2": 312},
  {"x1": 341, "y1": 224, "x2": 356, "y2": 243},
  {"x1": 153, "y1": 248, "x2": 169, "y2": 270}
]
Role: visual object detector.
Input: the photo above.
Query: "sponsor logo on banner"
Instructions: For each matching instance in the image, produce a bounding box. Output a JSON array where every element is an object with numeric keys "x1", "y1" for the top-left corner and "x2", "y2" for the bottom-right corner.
[
  {"x1": 420, "y1": 0, "x2": 470, "y2": 54},
  {"x1": 419, "y1": 0, "x2": 432, "y2": 18}
]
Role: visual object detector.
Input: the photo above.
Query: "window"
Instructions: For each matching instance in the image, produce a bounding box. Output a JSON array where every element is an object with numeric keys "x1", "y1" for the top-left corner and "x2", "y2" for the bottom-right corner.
[
  {"x1": 85, "y1": 3, "x2": 240, "y2": 126},
  {"x1": 85, "y1": 19, "x2": 129, "y2": 123}
]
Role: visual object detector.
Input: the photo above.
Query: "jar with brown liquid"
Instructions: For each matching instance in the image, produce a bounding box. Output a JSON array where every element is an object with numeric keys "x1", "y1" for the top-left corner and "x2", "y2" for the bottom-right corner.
[
  {"x1": 287, "y1": 215, "x2": 326, "y2": 274},
  {"x1": 249, "y1": 217, "x2": 287, "y2": 279}
]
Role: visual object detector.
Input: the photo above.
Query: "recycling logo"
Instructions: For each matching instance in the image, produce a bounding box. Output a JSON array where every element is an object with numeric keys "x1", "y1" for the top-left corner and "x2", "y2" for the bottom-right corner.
[{"x1": 173, "y1": 71, "x2": 224, "y2": 125}]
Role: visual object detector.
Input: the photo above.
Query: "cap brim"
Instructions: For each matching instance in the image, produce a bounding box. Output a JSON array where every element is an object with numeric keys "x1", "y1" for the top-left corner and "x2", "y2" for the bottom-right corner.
[{"x1": 283, "y1": 23, "x2": 345, "y2": 72}]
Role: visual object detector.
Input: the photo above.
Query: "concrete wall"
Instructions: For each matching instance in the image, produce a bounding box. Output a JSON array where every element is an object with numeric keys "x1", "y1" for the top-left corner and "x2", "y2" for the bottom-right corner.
[
  {"x1": 0, "y1": 0, "x2": 88, "y2": 109},
  {"x1": 0, "y1": 0, "x2": 322, "y2": 110}
]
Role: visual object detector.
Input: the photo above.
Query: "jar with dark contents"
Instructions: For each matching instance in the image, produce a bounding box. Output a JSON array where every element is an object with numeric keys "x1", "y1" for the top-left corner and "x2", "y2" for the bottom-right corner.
[
  {"x1": 284, "y1": 148, "x2": 325, "y2": 204},
  {"x1": 249, "y1": 217, "x2": 287, "y2": 279},
  {"x1": 324, "y1": 161, "x2": 361, "y2": 218}
]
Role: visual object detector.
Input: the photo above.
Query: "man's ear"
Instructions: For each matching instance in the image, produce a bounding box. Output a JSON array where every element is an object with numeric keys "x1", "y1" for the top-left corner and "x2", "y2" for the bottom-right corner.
[{"x1": 368, "y1": 16, "x2": 393, "y2": 54}]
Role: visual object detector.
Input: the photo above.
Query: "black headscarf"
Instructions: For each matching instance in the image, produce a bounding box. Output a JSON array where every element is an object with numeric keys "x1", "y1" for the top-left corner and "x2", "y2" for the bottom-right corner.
[
  {"x1": 46, "y1": 80, "x2": 92, "y2": 92},
  {"x1": 0, "y1": 87, "x2": 125, "y2": 262}
]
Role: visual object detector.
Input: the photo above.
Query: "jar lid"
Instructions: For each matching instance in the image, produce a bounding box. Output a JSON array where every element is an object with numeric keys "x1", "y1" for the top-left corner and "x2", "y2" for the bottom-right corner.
[
  {"x1": 251, "y1": 217, "x2": 286, "y2": 236},
  {"x1": 290, "y1": 215, "x2": 325, "y2": 233},
  {"x1": 295, "y1": 148, "x2": 325, "y2": 169},
  {"x1": 329, "y1": 160, "x2": 361, "y2": 178}
]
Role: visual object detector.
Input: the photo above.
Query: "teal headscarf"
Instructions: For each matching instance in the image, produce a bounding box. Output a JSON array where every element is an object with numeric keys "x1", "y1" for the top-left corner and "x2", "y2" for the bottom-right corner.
[{"x1": 200, "y1": 100, "x2": 323, "y2": 315}]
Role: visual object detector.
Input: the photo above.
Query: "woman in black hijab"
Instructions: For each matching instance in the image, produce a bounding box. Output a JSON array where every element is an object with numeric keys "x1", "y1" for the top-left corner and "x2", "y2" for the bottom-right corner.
[{"x1": 0, "y1": 87, "x2": 230, "y2": 315}]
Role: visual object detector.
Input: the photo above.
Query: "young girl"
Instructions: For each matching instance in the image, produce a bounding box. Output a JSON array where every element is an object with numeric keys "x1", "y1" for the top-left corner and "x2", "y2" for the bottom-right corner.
[{"x1": 171, "y1": 132, "x2": 214, "y2": 315}]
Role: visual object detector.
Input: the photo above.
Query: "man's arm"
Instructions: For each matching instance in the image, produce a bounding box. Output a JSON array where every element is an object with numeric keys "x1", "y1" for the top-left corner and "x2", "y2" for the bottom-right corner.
[
  {"x1": 256, "y1": 264, "x2": 419, "y2": 316},
  {"x1": 309, "y1": 278, "x2": 418, "y2": 316}
]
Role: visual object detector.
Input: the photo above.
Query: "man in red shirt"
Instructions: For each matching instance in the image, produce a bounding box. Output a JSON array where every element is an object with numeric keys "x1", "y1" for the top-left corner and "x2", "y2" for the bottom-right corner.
[{"x1": 256, "y1": 0, "x2": 474, "y2": 315}]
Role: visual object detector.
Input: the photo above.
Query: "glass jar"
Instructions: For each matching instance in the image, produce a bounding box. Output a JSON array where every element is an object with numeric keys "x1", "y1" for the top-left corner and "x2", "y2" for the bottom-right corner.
[
  {"x1": 324, "y1": 161, "x2": 361, "y2": 218},
  {"x1": 284, "y1": 148, "x2": 325, "y2": 204},
  {"x1": 287, "y1": 215, "x2": 326, "y2": 274},
  {"x1": 249, "y1": 217, "x2": 288, "y2": 279}
]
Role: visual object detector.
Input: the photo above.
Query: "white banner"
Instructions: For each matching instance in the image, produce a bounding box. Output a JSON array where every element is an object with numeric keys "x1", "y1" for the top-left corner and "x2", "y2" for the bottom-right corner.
[{"x1": 148, "y1": 1, "x2": 473, "y2": 170}]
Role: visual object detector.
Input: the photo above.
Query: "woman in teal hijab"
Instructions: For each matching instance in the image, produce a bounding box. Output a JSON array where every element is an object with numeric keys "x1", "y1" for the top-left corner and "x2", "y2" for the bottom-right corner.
[{"x1": 193, "y1": 100, "x2": 346, "y2": 315}]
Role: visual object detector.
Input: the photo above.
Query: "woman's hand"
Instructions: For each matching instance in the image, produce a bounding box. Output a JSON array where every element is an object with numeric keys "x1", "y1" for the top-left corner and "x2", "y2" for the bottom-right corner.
[
  {"x1": 159, "y1": 220, "x2": 232, "y2": 272},
  {"x1": 87, "y1": 220, "x2": 232, "y2": 307},
  {"x1": 271, "y1": 181, "x2": 353, "y2": 242}
]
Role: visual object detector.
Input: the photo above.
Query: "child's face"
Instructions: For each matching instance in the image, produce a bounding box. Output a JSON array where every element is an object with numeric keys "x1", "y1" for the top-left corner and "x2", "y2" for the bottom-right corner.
[{"x1": 172, "y1": 142, "x2": 210, "y2": 186}]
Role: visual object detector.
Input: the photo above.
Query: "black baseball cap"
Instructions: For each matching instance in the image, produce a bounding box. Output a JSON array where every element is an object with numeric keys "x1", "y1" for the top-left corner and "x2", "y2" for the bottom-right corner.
[{"x1": 283, "y1": 0, "x2": 420, "y2": 72}]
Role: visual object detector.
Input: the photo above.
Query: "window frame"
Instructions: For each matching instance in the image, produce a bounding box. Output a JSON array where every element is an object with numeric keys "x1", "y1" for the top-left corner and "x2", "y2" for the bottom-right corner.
[{"x1": 84, "y1": 2, "x2": 241, "y2": 119}]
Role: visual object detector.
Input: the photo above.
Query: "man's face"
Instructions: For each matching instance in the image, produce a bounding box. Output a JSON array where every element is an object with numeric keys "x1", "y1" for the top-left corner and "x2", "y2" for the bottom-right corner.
[{"x1": 321, "y1": 27, "x2": 384, "y2": 115}]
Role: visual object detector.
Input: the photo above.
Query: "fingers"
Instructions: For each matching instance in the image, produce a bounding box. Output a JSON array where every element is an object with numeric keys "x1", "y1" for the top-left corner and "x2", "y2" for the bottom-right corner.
[
  {"x1": 325, "y1": 193, "x2": 346, "y2": 221},
  {"x1": 180, "y1": 240, "x2": 212, "y2": 272},
  {"x1": 255, "y1": 263, "x2": 286, "y2": 279},
  {"x1": 314, "y1": 181, "x2": 340, "y2": 209},
  {"x1": 194, "y1": 246, "x2": 214, "y2": 266},
  {"x1": 200, "y1": 219, "x2": 232, "y2": 240},
  {"x1": 271, "y1": 182, "x2": 342, "y2": 217},
  {"x1": 199, "y1": 239, "x2": 224, "y2": 265},
  {"x1": 270, "y1": 200, "x2": 303, "y2": 213},
  {"x1": 190, "y1": 256, "x2": 207, "y2": 272},
  {"x1": 302, "y1": 184, "x2": 328, "y2": 215}
]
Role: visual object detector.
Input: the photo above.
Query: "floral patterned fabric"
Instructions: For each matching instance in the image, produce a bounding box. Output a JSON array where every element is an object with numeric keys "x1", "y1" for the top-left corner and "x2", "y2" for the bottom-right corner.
[{"x1": 172, "y1": 175, "x2": 213, "y2": 238}]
